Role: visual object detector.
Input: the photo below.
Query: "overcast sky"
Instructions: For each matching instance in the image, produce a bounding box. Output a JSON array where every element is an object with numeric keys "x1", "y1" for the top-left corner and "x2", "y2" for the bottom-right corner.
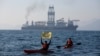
[{"x1": 0, "y1": 0, "x2": 100, "y2": 30}]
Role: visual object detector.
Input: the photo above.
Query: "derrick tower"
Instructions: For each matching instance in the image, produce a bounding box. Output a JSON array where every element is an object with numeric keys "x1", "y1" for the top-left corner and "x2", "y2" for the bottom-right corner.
[{"x1": 47, "y1": 6, "x2": 55, "y2": 27}]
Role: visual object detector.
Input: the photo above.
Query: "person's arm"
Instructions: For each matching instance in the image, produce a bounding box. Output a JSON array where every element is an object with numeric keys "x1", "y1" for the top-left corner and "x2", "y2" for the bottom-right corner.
[
  {"x1": 41, "y1": 38, "x2": 43, "y2": 44},
  {"x1": 48, "y1": 39, "x2": 51, "y2": 45}
]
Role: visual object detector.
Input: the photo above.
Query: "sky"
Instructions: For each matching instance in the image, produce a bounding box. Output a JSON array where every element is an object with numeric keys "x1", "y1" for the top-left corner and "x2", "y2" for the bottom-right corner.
[{"x1": 0, "y1": 0, "x2": 100, "y2": 30}]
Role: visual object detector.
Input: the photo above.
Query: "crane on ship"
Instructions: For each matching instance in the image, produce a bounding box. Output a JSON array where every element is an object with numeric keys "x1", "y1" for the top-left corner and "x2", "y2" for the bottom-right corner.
[
  {"x1": 72, "y1": 20, "x2": 80, "y2": 22},
  {"x1": 72, "y1": 20, "x2": 80, "y2": 25},
  {"x1": 68, "y1": 19, "x2": 79, "y2": 26}
]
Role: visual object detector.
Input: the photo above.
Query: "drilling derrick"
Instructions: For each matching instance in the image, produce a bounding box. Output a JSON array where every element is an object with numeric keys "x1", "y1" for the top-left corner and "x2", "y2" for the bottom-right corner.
[{"x1": 47, "y1": 6, "x2": 55, "y2": 27}]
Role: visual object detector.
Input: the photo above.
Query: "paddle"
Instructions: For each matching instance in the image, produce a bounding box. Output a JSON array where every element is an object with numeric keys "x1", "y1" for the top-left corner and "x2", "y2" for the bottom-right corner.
[
  {"x1": 76, "y1": 42, "x2": 81, "y2": 45},
  {"x1": 56, "y1": 42, "x2": 81, "y2": 49}
]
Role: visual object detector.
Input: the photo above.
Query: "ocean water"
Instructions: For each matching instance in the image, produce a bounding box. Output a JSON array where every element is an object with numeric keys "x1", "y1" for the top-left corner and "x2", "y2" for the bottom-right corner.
[{"x1": 0, "y1": 30, "x2": 100, "y2": 56}]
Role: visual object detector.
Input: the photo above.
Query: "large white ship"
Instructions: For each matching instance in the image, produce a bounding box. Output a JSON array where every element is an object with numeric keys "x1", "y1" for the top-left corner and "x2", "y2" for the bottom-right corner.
[{"x1": 21, "y1": 6, "x2": 79, "y2": 30}]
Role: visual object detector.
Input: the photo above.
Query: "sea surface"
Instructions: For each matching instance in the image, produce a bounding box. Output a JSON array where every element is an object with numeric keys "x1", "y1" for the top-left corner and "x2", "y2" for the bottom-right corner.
[{"x1": 0, "y1": 30, "x2": 100, "y2": 56}]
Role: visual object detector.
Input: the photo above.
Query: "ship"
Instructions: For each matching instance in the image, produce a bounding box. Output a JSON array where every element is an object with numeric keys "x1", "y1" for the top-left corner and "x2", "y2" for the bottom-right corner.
[{"x1": 21, "y1": 6, "x2": 79, "y2": 30}]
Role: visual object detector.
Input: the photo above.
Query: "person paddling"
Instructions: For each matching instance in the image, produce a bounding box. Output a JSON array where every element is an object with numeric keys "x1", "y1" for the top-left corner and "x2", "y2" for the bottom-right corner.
[
  {"x1": 64, "y1": 38, "x2": 73, "y2": 48},
  {"x1": 41, "y1": 38, "x2": 51, "y2": 51}
]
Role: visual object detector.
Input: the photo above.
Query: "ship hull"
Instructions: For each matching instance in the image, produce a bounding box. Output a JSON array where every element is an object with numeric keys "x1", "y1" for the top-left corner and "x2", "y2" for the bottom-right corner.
[{"x1": 21, "y1": 26, "x2": 78, "y2": 31}]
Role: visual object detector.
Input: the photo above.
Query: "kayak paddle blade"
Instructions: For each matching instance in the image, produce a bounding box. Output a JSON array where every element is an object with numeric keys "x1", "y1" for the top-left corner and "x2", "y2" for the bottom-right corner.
[{"x1": 76, "y1": 42, "x2": 81, "y2": 45}]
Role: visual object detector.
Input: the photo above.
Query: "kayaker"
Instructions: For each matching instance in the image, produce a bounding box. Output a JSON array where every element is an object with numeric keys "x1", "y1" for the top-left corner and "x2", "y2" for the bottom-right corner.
[
  {"x1": 64, "y1": 38, "x2": 73, "y2": 48},
  {"x1": 41, "y1": 38, "x2": 51, "y2": 51}
]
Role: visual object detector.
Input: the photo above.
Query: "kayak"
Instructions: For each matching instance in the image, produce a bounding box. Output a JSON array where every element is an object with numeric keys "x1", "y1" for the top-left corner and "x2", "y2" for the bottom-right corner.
[{"x1": 24, "y1": 50, "x2": 54, "y2": 54}]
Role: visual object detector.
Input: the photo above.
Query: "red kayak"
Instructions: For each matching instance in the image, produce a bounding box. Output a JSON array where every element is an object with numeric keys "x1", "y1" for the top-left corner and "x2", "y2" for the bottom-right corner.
[{"x1": 24, "y1": 50, "x2": 54, "y2": 54}]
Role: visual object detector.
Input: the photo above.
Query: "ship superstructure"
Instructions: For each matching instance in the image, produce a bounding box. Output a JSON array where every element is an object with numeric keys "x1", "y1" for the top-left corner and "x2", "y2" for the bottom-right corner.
[{"x1": 21, "y1": 6, "x2": 79, "y2": 30}]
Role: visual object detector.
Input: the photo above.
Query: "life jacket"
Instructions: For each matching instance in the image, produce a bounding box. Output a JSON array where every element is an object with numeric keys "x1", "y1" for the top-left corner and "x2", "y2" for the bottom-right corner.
[
  {"x1": 64, "y1": 39, "x2": 73, "y2": 48},
  {"x1": 43, "y1": 44, "x2": 47, "y2": 48},
  {"x1": 42, "y1": 43, "x2": 49, "y2": 50},
  {"x1": 68, "y1": 40, "x2": 72, "y2": 44},
  {"x1": 67, "y1": 40, "x2": 73, "y2": 46}
]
